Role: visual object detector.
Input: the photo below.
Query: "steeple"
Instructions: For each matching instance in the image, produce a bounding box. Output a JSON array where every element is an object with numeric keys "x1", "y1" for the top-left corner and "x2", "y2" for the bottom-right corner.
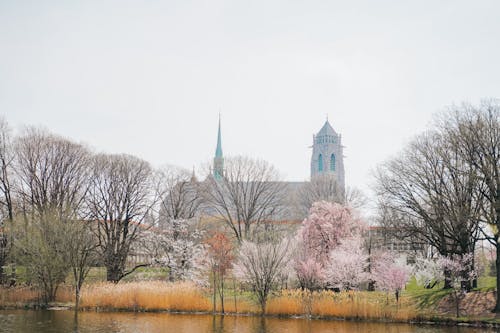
[
  {"x1": 215, "y1": 114, "x2": 223, "y2": 158},
  {"x1": 213, "y1": 115, "x2": 224, "y2": 180}
]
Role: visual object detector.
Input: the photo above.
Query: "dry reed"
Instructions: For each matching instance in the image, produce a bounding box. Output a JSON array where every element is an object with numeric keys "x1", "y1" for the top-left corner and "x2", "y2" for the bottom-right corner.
[
  {"x1": 0, "y1": 286, "x2": 39, "y2": 306},
  {"x1": 79, "y1": 281, "x2": 211, "y2": 312},
  {"x1": 0, "y1": 282, "x2": 419, "y2": 322}
]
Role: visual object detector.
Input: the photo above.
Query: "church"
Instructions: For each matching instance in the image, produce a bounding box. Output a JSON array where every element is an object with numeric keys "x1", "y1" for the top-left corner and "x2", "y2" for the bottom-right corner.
[
  {"x1": 211, "y1": 118, "x2": 346, "y2": 221},
  {"x1": 213, "y1": 117, "x2": 345, "y2": 190}
]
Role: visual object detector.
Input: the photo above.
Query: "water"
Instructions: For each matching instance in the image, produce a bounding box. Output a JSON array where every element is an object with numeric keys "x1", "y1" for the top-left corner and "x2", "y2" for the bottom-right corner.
[{"x1": 0, "y1": 310, "x2": 494, "y2": 333}]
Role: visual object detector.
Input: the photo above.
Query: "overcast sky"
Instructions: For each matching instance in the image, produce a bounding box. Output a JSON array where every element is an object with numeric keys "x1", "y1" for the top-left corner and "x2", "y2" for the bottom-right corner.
[{"x1": 1, "y1": 0, "x2": 500, "y2": 209}]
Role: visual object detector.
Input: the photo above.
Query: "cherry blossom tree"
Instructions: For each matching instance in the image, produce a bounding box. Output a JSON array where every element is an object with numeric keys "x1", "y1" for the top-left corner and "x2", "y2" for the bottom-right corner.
[
  {"x1": 233, "y1": 238, "x2": 292, "y2": 314},
  {"x1": 413, "y1": 256, "x2": 443, "y2": 289},
  {"x1": 294, "y1": 256, "x2": 324, "y2": 291},
  {"x1": 326, "y1": 237, "x2": 368, "y2": 290},
  {"x1": 294, "y1": 201, "x2": 364, "y2": 290},
  {"x1": 145, "y1": 218, "x2": 205, "y2": 282},
  {"x1": 371, "y1": 252, "x2": 410, "y2": 304},
  {"x1": 438, "y1": 253, "x2": 477, "y2": 317}
]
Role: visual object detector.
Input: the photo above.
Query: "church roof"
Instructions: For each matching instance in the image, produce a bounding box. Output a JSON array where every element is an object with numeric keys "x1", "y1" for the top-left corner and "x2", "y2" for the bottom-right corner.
[{"x1": 316, "y1": 120, "x2": 337, "y2": 137}]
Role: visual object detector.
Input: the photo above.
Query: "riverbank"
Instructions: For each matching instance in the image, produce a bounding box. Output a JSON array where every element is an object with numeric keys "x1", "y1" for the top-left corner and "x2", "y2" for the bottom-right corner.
[{"x1": 1, "y1": 281, "x2": 499, "y2": 328}]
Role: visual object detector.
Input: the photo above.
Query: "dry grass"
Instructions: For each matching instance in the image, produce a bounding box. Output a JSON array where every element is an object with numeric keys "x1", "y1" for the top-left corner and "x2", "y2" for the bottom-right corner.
[
  {"x1": 311, "y1": 290, "x2": 417, "y2": 321},
  {"x1": 0, "y1": 282, "x2": 419, "y2": 322},
  {"x1": 0, "y1": 286, "x2": 39, "y2": 306},
  {"x1": 264, "y1": 289, "x2": 418, "y2": 321},
  {"x1": 79, "y1": 281, "x2": 211, "y2": 312}
]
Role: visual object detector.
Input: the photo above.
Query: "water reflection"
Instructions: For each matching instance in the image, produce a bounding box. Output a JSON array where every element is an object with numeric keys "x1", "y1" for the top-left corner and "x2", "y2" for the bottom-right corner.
[{"x1": 0, "y1": 310, "x2": 494, "y2": 333}]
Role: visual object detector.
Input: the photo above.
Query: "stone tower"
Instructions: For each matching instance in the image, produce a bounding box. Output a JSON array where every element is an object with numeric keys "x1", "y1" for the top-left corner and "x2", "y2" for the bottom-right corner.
[
  {"x1": 310, "y1": 120, "x2": 345, "y2": 191},
  {"x1": 213, "y1": 116, "x2": 224, "y2": 180}
]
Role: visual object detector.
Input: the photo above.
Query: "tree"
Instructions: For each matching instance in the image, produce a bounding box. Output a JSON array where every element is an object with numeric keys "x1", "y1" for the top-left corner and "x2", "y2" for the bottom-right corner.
[
  {"x1": 14, "y1": 128, "x2": 91, "y2": 218},
  {"x1": 204, "y1": 156, "x2": 285, "y2": 242},
  {"x1": 86, "y1": 153, "x2": 160, "y2": 283},
  {"x1": 297, "y1": 201, "x2": 364, "y2": 268},
  {"x1": 374, "y1": 130, "x2": 483, "y2": 287},
  {"x1": 0, "y1": 118, "x2": 14, "y2": 284},
  {"x1": 294, "y1": 256, "x2": 324, "y2": 291},
  {"x1": 326, "y1": 237, "x2": 368, "y2": 290},
  {"x1": 413, "y1": 256, "x2": 443, "y2": 289},
  {"x1": 66, "y1": 220, "x2": 98, "y2": 310},
  {"x1": 297, "y1": 174, "x2": 343, "y2": 215},
  {"x1": 233, "y1": 238, "x2": 291, "y2": 314},
  {"x1": 205, "y1": 232, "x2": 233, "y2": 313},
  {"x1": 438, "y1": 254, "x2": 477, "y2": 317},
  {"x1": 439, "y1": 101, "x2": 500, "y2": 311},
  {"x1": 12, "y1": 211, "x2": 72, "y2": 304},
  {"x1": 158, "y1": 166, "x2": 204, "y2": 229},
  {"x1": 371, "y1": 252, "x2": 410, "y2": 304}
]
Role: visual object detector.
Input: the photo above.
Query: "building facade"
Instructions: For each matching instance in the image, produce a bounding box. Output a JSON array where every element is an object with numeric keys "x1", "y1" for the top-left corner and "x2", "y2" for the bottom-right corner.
[{"x1": 310, "y1": 120, "x2": 345, "y2": 192}]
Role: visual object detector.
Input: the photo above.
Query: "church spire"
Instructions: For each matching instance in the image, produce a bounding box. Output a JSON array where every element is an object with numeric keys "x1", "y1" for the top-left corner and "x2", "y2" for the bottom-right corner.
[
  {"x1": 215, "y1": 114, "x2": 223, "y2": 158},
  {"x1": 213, "y1": 115, "x2": 224, "y2": 180}
]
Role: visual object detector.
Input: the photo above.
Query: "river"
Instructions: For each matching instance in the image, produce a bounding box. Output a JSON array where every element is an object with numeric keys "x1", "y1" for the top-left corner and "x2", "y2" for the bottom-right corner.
[{"x1": 0, "y1": 310, "x2": 494, "y2": 333}]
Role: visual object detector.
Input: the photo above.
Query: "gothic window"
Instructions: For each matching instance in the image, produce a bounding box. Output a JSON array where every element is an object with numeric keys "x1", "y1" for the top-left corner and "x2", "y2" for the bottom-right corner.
[
  {"x1": 318, "y1": 154, "x2": 323, "y2": 172},
  {"x1": 330, "y1": 154, "x2": 336, "y2": 171}
]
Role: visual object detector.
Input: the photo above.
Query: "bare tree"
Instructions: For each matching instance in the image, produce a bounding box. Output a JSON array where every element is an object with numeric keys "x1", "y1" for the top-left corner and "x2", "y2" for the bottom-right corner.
[
  {"x1": 344, "y1": 186, "x2": 368, "y2": 210},
  {"x1": 0, "y1": 118, "x2": 14, "y2": 284},
  {"x1": 86, "y1": 153, "x2": 160, "y2": 283},
  {"x1": 14, "y1": 128, "x2": 91, "y2": 218},
  {"x1": 296, "y1": 174, "x2": 343, "y2": 215},
  {"x1": 374, "y1": 130, "x2": 483, "y2": 288},
  {"x1": 158, "y1": 166, "x2": 204, "y2": 235},
  {"x1": 66, "y1": 220, "x2": 98, "y2": 310},
  {"x1": 204, "y1": 156, "x2": 285, "y2": 242},
  {"x1": 0, "y1": 118, "x2": 14, "y2": 222},
  {"x1": 233, "y1": 238, "x2": 292, "y2": 314},
  {"x1": 439, "y1": 100, "x2": 500, "y2": 310}
]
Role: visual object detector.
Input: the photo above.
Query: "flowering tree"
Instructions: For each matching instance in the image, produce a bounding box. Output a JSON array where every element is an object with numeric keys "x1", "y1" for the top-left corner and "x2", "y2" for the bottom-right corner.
[
  {"x1": 295, "y1": 201, "x2": 364, "y2": 290},
  {"x1": 205, "y1": 232, "x2": 233, "y2": 313},
  {"x1": 438, "y1": 253, "x2": 477, "y2": 317},
  {"x1": 371, "y1": 252, "x2": 410, "y2": 304},
  {"x1": 413, "y1": 256, "x2": 443, "y2": 289},
  {"x1": 233, "y1": 238, "x2": 292, "y2": 314},
  {"x1": 326, "y1": 237, "x2": 368, "y2": 290},
  {"x1": 295, "y1": 257, "x2": 325, "y2": 291},
  {"x1": 146, "y1": 218, "x2": 205, "y2": 282}
]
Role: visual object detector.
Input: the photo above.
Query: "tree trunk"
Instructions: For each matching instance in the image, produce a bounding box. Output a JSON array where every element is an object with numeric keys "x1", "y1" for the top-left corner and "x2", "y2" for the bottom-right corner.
[
  {"x1": 443, "y1": 268, "x2": 452, "y2": 289},
  {"x1": 493, "y1": 242, "x2": 500, "y2": 312},
  {"x1": 213, "y1": 273, "x2": 217, "y2": 314},
  {"x1": 494, "y1": 189, "x2": 500, "y2": 313},
  {"x1": 0, "y1": 265, "x2": 4, "y2": 285},
  {"x1": 233, "y1": 279, "x2": 237, "y2": 313},
  {"x1": 106, "y1": 265, "x2": 123, "y2": 283},
  {"x1": 220, "y1": 276, "x2": 224, "y2": 313},
  {"x1": 75, "y1": 286, "x2": 81, "y2": 311}
]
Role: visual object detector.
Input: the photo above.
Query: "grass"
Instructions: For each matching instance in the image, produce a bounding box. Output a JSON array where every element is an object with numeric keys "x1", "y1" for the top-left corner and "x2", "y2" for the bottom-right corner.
[
  {"x1": 79, "y1": 281, "x2": 211, "y2": 312},
  {"x1": 1, "y1": 273, "x2": 498, "y2": 324}
]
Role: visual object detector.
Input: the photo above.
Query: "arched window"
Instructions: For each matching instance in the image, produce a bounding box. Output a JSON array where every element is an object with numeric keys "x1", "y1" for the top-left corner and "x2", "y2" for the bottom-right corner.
[
  {"x1": 330, "y1": 154, "x2": 336, "y2": 171},
  {"x1": 318, "y1": 154, "x2": 323, "y2": 172}
]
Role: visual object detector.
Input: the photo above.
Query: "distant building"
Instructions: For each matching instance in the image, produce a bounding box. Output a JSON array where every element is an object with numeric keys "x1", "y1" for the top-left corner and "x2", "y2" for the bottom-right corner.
[
  {"x1": 210, "y1": 117, "x2": 345, "y2": 222},
  {"x1": 310, "y1": 119, "x2": 345, "y2": 193},
  {"x1": 366, "y1": 226, "x2": 428, "y2": 264}
]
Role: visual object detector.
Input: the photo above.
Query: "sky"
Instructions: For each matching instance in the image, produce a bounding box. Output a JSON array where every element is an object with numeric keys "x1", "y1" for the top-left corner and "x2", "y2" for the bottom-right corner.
[{"x1": 1, "y1": 0, "x2": 500, "y2": 213}]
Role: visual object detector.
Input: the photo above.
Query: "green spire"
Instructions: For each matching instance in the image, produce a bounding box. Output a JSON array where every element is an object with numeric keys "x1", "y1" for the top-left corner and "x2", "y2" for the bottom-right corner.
[
  {"x1": 215, "y1": 114, "x2": 223, "y2": 158},
  {"x1": 214, "y1": 115, "x2": 224, "y2": 180}
]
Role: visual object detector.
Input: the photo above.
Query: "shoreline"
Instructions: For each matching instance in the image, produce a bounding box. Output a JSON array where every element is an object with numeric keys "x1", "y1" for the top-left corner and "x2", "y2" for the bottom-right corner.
[{"x1": 2, "y1": 303, "x2": 500, "y2": 329}]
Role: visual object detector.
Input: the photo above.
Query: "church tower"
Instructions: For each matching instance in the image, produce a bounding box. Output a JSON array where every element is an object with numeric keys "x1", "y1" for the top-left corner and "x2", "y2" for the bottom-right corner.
[
  {"x1": 213, "y1": 116, "x2": 224, "y2": 180},
  {"x1": 310, "y1": 120, "x2": 345, "y2": 191}
]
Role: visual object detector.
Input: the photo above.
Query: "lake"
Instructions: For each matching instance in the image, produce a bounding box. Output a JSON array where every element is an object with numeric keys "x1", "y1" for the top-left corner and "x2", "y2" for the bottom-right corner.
[{"x1": 0, "y1": 310, "x2": 494, "y2": 333}]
